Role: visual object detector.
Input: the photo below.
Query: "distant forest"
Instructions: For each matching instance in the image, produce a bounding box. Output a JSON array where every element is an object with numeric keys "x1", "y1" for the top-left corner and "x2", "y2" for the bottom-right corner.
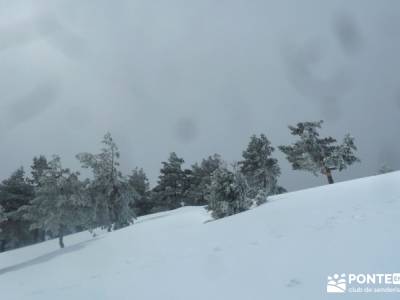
[{"x1": 0, "y1": 120, "x2": 360, "y2": 251}]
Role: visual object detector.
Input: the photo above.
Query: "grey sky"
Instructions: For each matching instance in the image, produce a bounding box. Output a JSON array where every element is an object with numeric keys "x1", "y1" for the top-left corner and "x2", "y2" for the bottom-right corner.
[{"x1": 0, "y1": 0, "x2": 399, "y2": 191}]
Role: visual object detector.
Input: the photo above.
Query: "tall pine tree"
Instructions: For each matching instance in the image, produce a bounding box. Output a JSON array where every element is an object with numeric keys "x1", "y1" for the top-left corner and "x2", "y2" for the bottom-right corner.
[
  {"x1": 77, "y1": 133, "x2": 136, "y2": 231},
  {"x1": 29, "y1": 155, "x2": 49, "y2": 242},
  {"x1": 154, "y1": 152, "x2": 186, "y2": 211},
  {"x1": 22, "y1": 156, "x2": 90, "y2": 248},
  {"x1": 186, "y1": 154, "x2": 222, "y2": 205},
  {"x1": 30, "y1": 155, "x2": 49, "y2": 187},
  {"x1": 128, "y1": 168, "x2": 152, "y2": 216},
  {"x1": 239, "y1": 134, "x2": 285, "y2": 197},
  {"x1": 279, "y1": 120, "x2": 360, "y2": 184},
  {"x1": 0, "y1": 168, "x2": 35, "y2": 252}
]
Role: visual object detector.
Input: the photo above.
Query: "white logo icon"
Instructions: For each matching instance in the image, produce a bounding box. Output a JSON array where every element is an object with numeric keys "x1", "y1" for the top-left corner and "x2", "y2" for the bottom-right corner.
[
  {"x1": 393, "y1": 273, "x2": 400, "y2": 285},
  {"x1": 327, "y1": 273, "x2": 347, "y2": 293}
]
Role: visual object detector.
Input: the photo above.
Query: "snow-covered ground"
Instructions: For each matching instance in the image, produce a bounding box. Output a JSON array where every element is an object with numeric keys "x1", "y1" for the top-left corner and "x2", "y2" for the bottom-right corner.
[{"x1": 1, "y1": 172, "x2": 400, "y2": 299}]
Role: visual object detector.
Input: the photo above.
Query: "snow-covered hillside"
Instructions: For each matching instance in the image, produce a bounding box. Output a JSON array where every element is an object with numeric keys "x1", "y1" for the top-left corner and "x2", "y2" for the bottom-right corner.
[{"x1": 1, "y1": 172, "x2": 400, "y2": 299}]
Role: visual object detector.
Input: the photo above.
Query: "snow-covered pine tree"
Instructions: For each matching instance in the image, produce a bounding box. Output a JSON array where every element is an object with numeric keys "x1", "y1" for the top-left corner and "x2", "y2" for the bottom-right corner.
[
  {"x1": 232, "y1": 165, "x2": 251, "y2": 210},
  {"x1": 0, "y1": 167, "x2": 35, "y2": 252},
  {"x1": 110, "y1": 181, "x2": 137, "y2": 229},
  {"x1": 30, "y1": 155, "x2": 49, "y2": 187},
  {"x1": 128, "y1": 168, "x2": 152, "y2": 216},
  {"x1": 239, "y1": 134, "x2": 284, "y2": 197},
  {"x1": 29, "y1": 156, "x2": 49, "y2": 242},
  {"x1": 254, "y1": 189, "x2": 268, "y2": 206},
  {"x1": 182, "y1": 168, "x2": 195, "y2": 205},
  {"x1": 186, "y1": 154, "x2": 222, "y2": 206},
  {"x1": 279, "y1": 120, "x2": 360, "y2": 184},
  {"x1": 22, "y1": 156, "x2": 90, "y2": 248},
  {"x1": 154, "y1": 152, "x2": 186, "y2": 210},
  {"x1": 206, "y1": 165, "x2": 251, "y2": 219},
  {"x1": 77, "y1": 133, "x2": 136, "y2": 231}
]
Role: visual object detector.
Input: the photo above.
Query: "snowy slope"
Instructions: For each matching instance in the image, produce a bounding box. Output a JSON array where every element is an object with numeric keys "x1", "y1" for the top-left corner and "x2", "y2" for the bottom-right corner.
[{"x1": 1, "y1": 172, "x2": 400, "y2": 299}]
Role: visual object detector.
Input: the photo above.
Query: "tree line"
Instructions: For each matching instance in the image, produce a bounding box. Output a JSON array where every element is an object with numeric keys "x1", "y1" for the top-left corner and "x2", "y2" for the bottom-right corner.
[{"x1": 0, "y1": 120, "x2": 359, "y2": 251}]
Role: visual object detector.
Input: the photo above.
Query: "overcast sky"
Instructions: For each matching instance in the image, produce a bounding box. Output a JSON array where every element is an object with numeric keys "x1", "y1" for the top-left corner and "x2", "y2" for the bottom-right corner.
[{"x1": 0, "y1": 0, "x2": 399, "y2": 191}]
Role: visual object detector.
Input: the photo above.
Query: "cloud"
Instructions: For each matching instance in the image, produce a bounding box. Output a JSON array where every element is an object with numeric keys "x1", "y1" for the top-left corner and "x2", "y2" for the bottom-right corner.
[
  {"x1": 174, "y1": 118, "x2": 198, "y2": 143},
  {"x1": 1, "y1": 83, "x2": 57, "y2": 134},
  {"x1": 281, "y1": 40, "x2": 351, "y2": 120},
  {"x1": 334, "y1": 12, "x2": 363, "y2": 55},
  {"x1": 0, "y1": 13, "x2": 86, "y2": 60},
  {"x1": 0, "y1": 0, "x2": 399, "y2": 192}
]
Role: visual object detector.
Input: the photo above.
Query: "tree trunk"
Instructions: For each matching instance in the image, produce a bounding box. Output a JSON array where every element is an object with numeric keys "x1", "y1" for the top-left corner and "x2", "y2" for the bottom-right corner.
[
  {"x1": 325, "y1": 169, "x2": 334, "y2": 184},
  {"x1": 59, "y1": 235, "x2": 64, "y2": 248},
  {"x1": 58, "y1": 225, "x2": 65, "y2": 248}
]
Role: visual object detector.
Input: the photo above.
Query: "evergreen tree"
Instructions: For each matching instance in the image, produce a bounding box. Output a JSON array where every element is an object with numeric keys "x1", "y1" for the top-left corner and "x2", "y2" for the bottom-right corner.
[
  {"x1": 29, "y1": 155, "x2": 49, "y2": 242},
  {"x1": 182, "y1": 168, "x2": 194, "y2": 204},
  {"x1": 22, "y1": 156, "x2": 90, "y2": 248},
  {"x1": 129, "y1": 168, "x2": 152, "y2": 216},
  {"x1": 154, "y1": 152, "x2": 186, "y2": 210},
  {"x1": 0, "y1": 168, "x2": 35, "y2": 252},
  {"x1": 279, "y1": 120, "x2": 360, "y2": 184},
  {"x1": 30, "y1": 155, "x2": 49, "y2": 186},
  {"x1": 254, "y1": 189, "x2": 268, "y2": 206},
  {"x1": 110, "y1": 181, "x2": 137, "y2": 229},
  {"x1": 206, "y1": 166, "x2": 251, "y2": 219},
  {"x1": 186, "y1": 154, "x2": 222, "y2": 205},
  {"x1": 239, "y1": 134, "x2": 284, "y2": 197},
  {"x1": 77, "y1": 133, "x2": 136, "y2": 231}
]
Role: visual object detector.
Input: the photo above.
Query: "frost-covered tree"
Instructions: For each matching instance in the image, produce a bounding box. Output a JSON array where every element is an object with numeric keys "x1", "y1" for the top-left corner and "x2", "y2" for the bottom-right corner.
[
  {"x1": 239, "y1": 134, "x2": 285, "y2": 197},
  {"x1": 129, "y1": 168, "x2": 152, "y2": 216},
  {"x1": 109, "y1": 181, "x2": 137, "y2": 230},
  {"x1": 30, "y1": 155, "x2": 49, "y2": 187},
  {"x1": 279, "y1": 120, "x2": 360, "y2": 184},
  {"x1": 129, "y1": 168, "x2": 149, "y2": 197},
  {"x1": 186, "y1": 154, "x2": 223, "y2": 205},
  {"x1": 22, "y1": 156, "x2": 90, "y2": 248},
  {"x1": 153, "y1": 152, "x2": 186, "y2": 210},
  {"x1": 77, "y1": 133, "x2": 136, "y2": 231},
  {"x1": 0, "y1": 168, "x2": 35, "y2": 252},
  {"x1": 254, "y1": 189, "x2": 268, "y2": 206},
  {"x1": 29, "y1": 155, "x2": 49, "y2": 242},
  {"x1": 206, "y1": 166, "x2": 251, "y2": 219}
]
